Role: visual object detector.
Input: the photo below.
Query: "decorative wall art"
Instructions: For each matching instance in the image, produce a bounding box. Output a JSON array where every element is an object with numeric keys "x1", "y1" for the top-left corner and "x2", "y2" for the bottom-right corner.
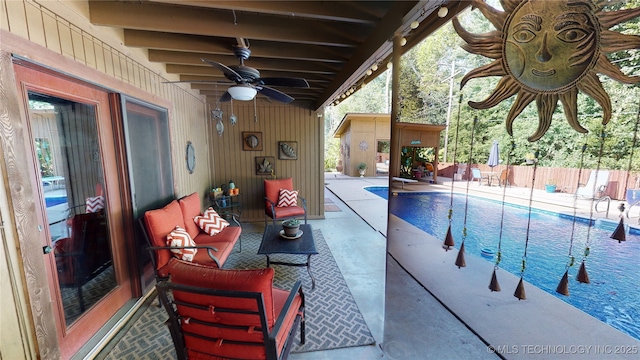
[
  {"x1": 255, "y1": 156, "x2": 275, "y2": 175},
  {"x1": 278, "y1": 141, "x2": 298, "y2": 160},
  {"x1": 185, "y1": 141, "x2": 195, "y2": 174},
  {"x1": 242, "y1": 132, "x2": 263, "y2": 151},
  {"x1": 452, "y1": 0, "x2": 640, "y2": 142}
]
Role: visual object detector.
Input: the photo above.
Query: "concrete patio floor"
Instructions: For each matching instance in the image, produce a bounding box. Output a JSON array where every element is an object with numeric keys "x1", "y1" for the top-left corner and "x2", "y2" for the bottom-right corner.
[{"x1": 321, "y1": 173, "x2": 639, "y2": 359}]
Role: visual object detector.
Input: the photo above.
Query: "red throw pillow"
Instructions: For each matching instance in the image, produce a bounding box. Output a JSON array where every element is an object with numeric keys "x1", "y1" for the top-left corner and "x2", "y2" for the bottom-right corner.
[
  {"x1": 194, "y1": 207, "x2": 229, "y2": 236},
  {"x1": 277, "y1": 189, "x2": 298, "y2": 207},
  {"x1": 166, "y1": 226, "x2": 197, "y2": 261}
]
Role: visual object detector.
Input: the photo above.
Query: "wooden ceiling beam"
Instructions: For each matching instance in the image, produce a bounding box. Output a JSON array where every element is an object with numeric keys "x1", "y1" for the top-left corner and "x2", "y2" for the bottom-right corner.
[
  {"x1": 90, "y1": 1, "x2": 367, "y2": 47},
  {"x1": 204, "y1": 95, "x2": 316, "y2": 106},
  {"x1": 150, "y1": 50, "x2": 340, "y2": 74},
  {"x1": 148, "y1": 1, "x2": 386, "y2": 24},
  {"x1": 166, "y1": 64, "x2": 332, "y2": 85},
  {"x1": 199, "y1": 89, "x2": 322, "y2": 97},
  {"x1": 191, "y1": 83, "x2": 323, "y2": 91},
  {"x1": 124, "y1": 30, "x2": 349, "y2": 63}
]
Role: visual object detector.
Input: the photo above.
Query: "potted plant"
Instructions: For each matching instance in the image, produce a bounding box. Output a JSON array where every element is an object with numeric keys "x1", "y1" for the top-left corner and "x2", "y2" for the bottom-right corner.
[
  {"x1": 357, "y1": 162, "x2": 367, "y2": 177},
  {"x1": 545, "y1": 179, "x2": 558, "y2": 193},
  {"x1": 282, "y1": 219, "x2": 301, "y2": 237}
]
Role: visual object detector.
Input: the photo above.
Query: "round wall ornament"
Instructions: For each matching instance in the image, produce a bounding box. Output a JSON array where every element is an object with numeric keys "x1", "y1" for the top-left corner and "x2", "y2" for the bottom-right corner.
[
  {"x1": 186, "y1": 141, "x2": 195, "y2": 174},
  {"x1": 359, "y1": 140, "x2": 369, "y2": 151}
]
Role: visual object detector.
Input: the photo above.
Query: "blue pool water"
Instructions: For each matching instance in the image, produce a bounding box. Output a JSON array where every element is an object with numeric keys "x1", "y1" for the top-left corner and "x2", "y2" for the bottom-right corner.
[
  {"x1": 366, "y1": 186, "x2": 640, "y2": 341},
  {"x1": 45, "y1": 195, "x2": 67, "y2": 207}
]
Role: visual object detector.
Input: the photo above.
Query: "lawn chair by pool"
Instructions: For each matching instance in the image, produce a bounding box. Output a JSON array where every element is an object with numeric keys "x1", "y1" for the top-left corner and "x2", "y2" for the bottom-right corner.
[
  {"x1": 576, "y1": 170, "x2": 609, "y2": 199},
  {"x1": 470, "y1": 168, "x2": 490, "y2": 185}
]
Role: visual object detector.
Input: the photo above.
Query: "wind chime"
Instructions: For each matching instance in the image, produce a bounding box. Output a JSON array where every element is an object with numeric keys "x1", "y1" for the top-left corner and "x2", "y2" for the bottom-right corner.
[
  {"x1": 450, "y1": 0, "x2": 640, "y2": 300},
  {"x1": 556, "y1": 137, "x2": 590, "y2": 296},
  {"x1": 454, "y1": 116, "x2": 480, "y2": 267},
  {"x1": 489, "y1": 139, "x2": 515, "y2": 292},
  {"x1": 611, "y1": 98, "x2": 640, "y2": 241},
  {"x1": 576, "y1": 128, "x2": 609, "y2": 291},
  {"x1": 212, "y1": 85, "x2": 224, "y2": 136},
  {"x1": 444, "y1": 94, "x2": 464, "y2": 252}
]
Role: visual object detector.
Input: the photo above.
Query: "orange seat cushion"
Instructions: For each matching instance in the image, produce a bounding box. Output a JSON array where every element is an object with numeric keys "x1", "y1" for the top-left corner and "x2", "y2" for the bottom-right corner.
[
  {"x1": 144, "y1": 200, "x2": 185, "y2": 271},
  {"x1": 178, "y1": 192, "x2": 202, "y2": 239},
  {"x1": 264, "y1": 178, "x2": 294, "y2": 212},
  {"x1": 167, "y1": 260, "x2": 301, "y2": 359}
]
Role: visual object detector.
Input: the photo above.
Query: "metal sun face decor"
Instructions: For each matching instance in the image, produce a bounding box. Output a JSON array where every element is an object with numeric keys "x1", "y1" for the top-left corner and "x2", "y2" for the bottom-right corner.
[{"x1": 453, "y1": 0, "x2": 640, "y2": 141}]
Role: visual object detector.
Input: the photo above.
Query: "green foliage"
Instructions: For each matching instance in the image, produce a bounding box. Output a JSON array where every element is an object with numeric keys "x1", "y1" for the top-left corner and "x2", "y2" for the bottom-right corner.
[
  {"x1": 324, "y1": 137, "x2": 340, "y2": 171},
  {"x1": 325, "y1": 3, "x2": 640, "y2": 173},
  {"x1": 35, "y1": 138, "x2": 55, "y2": 177},
  {"x1": 283, "y1": 219, "x2": 300, "y2": 227}
]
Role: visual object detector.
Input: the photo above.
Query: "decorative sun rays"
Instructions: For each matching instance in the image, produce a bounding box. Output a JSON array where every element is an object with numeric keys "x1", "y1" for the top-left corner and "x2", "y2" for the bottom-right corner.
[{"x1": 453, "y1": 0, "x2": 640, "y2": 141}]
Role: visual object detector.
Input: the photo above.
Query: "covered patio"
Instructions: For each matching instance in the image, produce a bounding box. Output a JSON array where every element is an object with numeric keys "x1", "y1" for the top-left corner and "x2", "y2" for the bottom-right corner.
[
  {"x1": 2, "y1": 1, "x2": 475, "y2": 358},
  {"x1": 2, "y1": 1, "x2": 639, "y2": 359}
]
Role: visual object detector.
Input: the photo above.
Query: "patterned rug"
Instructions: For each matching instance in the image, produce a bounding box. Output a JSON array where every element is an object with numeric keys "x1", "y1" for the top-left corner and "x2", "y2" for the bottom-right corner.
[
  {"x1": 324, "y1": 197, "x2": 342, "y2": 212},
  {"x1": 101, "y1": 230, "x2": 374, "y2": 359}
]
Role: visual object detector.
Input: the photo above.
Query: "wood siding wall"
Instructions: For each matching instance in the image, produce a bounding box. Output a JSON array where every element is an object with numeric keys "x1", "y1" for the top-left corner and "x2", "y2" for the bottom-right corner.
[
  {"x1": 209, "y1": 101, "x2": 324, "y2": 222},
  {"x1": 342, "y1": 118, "x2": 390, "y2": 177},
  {"x1": 1, "y1": 1, "x2": 326, "y2": 356},
  {"x1": 1, "y1": 0, "x2": 208, "y2": 358}
]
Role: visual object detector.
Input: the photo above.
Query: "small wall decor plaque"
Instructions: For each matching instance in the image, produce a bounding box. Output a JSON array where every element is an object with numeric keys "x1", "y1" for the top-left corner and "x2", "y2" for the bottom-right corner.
[
  {"x1": 242, "y1": 132, "x2": 263, "y2": 151},
  {"x1": 278, "y1": 141, "x2": 298, "y2": 160},
  {"x1": 255, "y1": 156, "x2": 275, "y2": 175}
]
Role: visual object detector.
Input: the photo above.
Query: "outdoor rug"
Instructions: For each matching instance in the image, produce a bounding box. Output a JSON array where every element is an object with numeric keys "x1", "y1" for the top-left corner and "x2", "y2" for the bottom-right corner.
[
  {"x1": 101, "y1": 229, "x2": 374, "y2": 359},
  {"x1": 324, "y1": 197, "x2": 342, "y2": 212}
]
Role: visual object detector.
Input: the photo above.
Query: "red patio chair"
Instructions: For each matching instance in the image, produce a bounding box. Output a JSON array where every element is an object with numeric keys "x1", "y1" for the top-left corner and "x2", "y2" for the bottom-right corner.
[
  {"x1": 156, "y1": 260, "x2": 305, "y2": 360},
  {"x1": 264, "y1": 178, "x2": 307, "y2": 226}
]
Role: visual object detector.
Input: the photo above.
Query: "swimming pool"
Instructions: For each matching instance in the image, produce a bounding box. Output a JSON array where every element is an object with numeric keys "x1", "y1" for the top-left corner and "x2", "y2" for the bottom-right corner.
[{"x1": 365, "y1": 186, "x2": 640, "y2": 341}]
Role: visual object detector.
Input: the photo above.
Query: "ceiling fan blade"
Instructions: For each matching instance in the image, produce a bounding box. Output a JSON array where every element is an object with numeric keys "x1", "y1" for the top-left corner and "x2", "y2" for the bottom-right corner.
[
  {"x1": 219, "y1": 91, "x2": 232, "y2": 102},
  {"x1": 256, "y1": 86, "x2": 294, "y2": 103},
  {"x1": 201, "y1": 58, "x2": 242, "y2": 82},
  {"x1": 257, "y1": 77, "x2": 310, "y2": 88},
  {"x1": 162, "y1": 80, "x2": 233, "y2": 84}
]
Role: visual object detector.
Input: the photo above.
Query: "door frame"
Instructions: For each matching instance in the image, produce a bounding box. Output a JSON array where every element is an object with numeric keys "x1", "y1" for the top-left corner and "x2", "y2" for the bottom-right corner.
[{"x1": 12, "y1": 60, "x2": 133, "y2": 359}]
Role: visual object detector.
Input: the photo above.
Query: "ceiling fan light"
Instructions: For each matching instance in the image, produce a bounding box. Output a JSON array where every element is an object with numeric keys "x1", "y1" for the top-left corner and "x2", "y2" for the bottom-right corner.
[{"x1": 228, "y1": 85, "x2": 257, "y2": 101}]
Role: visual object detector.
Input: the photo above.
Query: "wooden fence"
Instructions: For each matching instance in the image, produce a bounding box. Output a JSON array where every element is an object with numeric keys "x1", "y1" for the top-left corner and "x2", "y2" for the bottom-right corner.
[{"x1": 438, "y1": 162, "x2": 639, "y2": 201}]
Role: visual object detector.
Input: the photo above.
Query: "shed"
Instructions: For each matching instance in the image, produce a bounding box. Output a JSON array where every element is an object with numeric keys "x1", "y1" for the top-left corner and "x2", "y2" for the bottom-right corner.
[{"x1": 333, "y1": 113, "x2": 445, "y2": 181}]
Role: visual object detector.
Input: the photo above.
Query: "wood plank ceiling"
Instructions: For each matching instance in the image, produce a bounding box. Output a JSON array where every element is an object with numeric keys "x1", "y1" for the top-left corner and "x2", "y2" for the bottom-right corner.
[{"x1": 88, "y1": 1, "x2": 466, "y2": 110}]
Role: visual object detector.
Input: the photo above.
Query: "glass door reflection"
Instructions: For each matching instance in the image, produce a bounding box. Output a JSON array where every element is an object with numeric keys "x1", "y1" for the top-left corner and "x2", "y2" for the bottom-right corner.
[{"x1": 29, "y1": 93, "x2": 116, "y2": 326}]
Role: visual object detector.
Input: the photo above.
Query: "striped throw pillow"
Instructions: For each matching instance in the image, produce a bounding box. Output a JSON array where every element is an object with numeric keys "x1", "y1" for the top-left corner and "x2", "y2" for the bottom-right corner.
[
  {"x1": 166, "y1": 226, "x2": 197, "y2": 261},
  {"x1": 194, "y1": 207, "x2": 229, "y2": 236},
  {"x1": 276, "y1": 189, "x2": 298, "y2": 207},
  {"x1": 86, "y1": 195, "x2": 105, "y2": 213}
]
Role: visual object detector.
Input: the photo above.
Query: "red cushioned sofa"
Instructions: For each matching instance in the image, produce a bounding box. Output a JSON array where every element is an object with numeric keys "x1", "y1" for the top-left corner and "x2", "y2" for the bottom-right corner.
[{"x1": 141, "y1": 192, "x2": 241, "y2": 281}]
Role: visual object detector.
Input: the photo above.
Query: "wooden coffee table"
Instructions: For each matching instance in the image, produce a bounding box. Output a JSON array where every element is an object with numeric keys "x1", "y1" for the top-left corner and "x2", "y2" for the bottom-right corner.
[{"x1": 258, "y1": 224, "x2": 318, "y2": 289}]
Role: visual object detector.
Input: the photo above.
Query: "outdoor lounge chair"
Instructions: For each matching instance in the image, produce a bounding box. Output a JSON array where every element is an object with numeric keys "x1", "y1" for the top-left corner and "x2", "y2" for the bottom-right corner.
[
  {"x1": 498, "y1": 169, "x2": 510, "y2": 187},
  {"x1": 470, "y1": 168, "x2": 490, "y2": 185},
  {"x1": 576, "y1": 170, "x2": 610, "y2": 199},
  {"x1": 156, "y1": 260, "x2": 305, "y2": 360}
]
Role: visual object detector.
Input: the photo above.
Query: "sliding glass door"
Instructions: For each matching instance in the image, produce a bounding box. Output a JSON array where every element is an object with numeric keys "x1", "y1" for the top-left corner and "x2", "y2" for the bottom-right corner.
[
  {"x1": 14, "y1": 64, "x2": 132, "y2": 359},
  {"x1": 121, "y1": 97, "x2": 174, "y2": 291}
]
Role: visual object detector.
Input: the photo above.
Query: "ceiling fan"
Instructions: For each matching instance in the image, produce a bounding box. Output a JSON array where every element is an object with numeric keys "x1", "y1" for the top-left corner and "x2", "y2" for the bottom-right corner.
[{"x1": 201, "y1": 38, "x2": 310, "y2": 104}]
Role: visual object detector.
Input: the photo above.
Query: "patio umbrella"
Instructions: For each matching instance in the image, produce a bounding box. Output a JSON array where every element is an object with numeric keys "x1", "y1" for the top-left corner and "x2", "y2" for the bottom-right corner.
[{"x1": 487, "y1": 140, "x2": 500, "y2": 168}]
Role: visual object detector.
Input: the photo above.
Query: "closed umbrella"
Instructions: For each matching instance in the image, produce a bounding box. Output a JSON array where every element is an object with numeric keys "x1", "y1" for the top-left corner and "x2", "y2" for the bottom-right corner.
[{"x1": 487, "y1": 140, "x2": 500, "y2": 168}]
